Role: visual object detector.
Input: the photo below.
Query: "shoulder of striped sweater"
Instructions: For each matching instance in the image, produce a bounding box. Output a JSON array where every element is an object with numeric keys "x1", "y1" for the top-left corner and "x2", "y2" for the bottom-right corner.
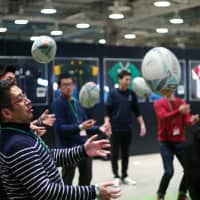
[{"x1": 0, "y1": 133, "x2": 37, "y2": 157}]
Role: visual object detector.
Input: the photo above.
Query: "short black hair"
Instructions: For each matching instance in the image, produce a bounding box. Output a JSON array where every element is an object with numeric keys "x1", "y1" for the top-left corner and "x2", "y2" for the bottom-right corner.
[
  {"x1": 57, "y1": 73, "x2": 74, "y2": 86},
  {"x1": 0, "y1": 80, "x2": 15, "y2": 122},
  {"x1": 118, "y1": 69, "x2": 132, "y2": 79},
  {"x1": 0, "y1": 65, "x2": 16, "y2": 78}
]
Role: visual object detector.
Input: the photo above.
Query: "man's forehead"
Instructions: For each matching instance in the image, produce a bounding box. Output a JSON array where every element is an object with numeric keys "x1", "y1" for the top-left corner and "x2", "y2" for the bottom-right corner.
[
  {"x1": 61, "y1": 78, "x2": 73, "y2": 82},
  {"x1": 10, "y1": 85, "x2": 22, "y2": 96}
]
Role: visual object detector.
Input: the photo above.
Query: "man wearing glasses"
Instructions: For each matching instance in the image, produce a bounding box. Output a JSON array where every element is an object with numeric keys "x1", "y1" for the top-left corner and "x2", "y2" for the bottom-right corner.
[
  {"x1": 0, "y1": 79, "x2": 120, "y2": 199},
  {"x1": 0, "y1": 64, "x2": 55, "y2": 135}
]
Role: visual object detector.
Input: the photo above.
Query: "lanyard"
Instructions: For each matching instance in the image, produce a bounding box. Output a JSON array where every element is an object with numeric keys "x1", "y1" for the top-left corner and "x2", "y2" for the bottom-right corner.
[
  {"x1": 1, "y1": 127, "x2": 50, "y2": 153},
  {"x1": 165, "y1": 98, "x2": 177, "y2": 125},
  {"x1": 68, "y1": 99, "x2": 79, "y2": 123}
]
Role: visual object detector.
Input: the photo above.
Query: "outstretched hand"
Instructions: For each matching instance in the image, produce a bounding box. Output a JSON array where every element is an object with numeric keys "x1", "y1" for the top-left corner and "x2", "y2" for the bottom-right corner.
[
  {"x1": 84, "y1": 135, "x2": 110, "y2": 157},
  {"x1": 99, "y1": 182, "x2": 121, "y2": 200}
]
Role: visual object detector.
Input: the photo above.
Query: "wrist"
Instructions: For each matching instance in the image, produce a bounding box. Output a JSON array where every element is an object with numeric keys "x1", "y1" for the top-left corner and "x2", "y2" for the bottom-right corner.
[
  {"x1": 79, "y1": 124, "x2": 84, "y2": 131},
  {"x1": 94, "y1": 184, "x2": 100, "y2": 199},
  {"x1": 104, "y1": 116, "x2": 110, "y2": 123}
]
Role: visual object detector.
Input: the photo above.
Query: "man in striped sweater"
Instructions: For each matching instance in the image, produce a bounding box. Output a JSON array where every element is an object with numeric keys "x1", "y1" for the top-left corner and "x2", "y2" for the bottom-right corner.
[{"x1": 0, "y1": 79, "x2": 120, "y2": 200}]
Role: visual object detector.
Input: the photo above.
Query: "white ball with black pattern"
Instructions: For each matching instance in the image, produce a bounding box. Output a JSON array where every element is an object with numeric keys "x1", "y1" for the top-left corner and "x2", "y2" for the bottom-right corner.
[
  {"x1": 31, "y1": 35, "x2": 57, "y2": 64},
  {"x1": 141, "y1": 47, "x2": 181, "y2": 93},
  {"x1": 79, "y1": 82, "x2": 100, "y2": 108}
]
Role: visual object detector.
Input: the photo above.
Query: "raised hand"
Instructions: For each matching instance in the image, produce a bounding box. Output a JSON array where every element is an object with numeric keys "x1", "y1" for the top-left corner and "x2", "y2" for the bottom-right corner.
[
  {"x1": 81, "y1": 119, "x2": 96, "y2": 130},
  {"x1": 39, "y1": 109, "x2": 56, "y2": 127},
  {"x1": 30, "y1": 120, "x2": 47, "y2": 136},
  {"x1": 179, "y1": 104, "x2": 190, "y2": 115}
]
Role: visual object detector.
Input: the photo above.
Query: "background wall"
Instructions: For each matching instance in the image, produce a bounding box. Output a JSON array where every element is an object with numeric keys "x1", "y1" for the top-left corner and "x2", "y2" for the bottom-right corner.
[{"x1": 0, "y1": 39, "x2": 200, "y2": 155}]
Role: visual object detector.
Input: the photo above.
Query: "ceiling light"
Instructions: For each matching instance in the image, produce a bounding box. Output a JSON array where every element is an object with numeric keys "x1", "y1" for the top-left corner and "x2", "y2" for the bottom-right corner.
[
  {"x1": 154, "y1": 1, "x2": 171, "y2": 7},
  {"x1": 156, "y1": 28, "x2": 168, "y2": 33},
  {"x1": 98, "y1": 39, "x2": 106, "y2": 44},
  {"x1": 40, "y1": 8, "x2": 56, "y2": 14},
  {"x1": 40, "y1": 0, "x2": 56, "y2": 14},
  {"x1": 14, "y1": 19, "x2": 29, "y2": 25},
  {"x1": 124, "y1": 34, "x2": 136, "y2": 39},
  {"x1": 169, "y1": 17, "x2": 184, "y2": 24},
  {"x1": 50, "y1": 30, "x2": 63, "y2": 36},
  {"x1": 30, "y1": 36, "x2": 39, "y2": 41},
  {"x1": 109, "y1": 13, "x2": 124, "y2": 20},
  {"x1": 0, "y1": 27, "x2": 7, "y2": 32},
  {"x1": 76, "y1": 23, "x2": 90, "y2": 29}
]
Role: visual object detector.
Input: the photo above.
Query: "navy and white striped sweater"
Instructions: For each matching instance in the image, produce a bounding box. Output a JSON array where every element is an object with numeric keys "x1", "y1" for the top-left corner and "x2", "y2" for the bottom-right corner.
[{"x1": 0, "y1": 123, "x2": 96, "y2": 200}]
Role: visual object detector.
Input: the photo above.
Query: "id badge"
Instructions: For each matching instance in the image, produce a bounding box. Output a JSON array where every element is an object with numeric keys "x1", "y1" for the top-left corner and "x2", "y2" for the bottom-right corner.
[
  {"x1": 80, "y1": 130, "x2": 87, "y2": 136},
  {"x1": 173, "y1": 128, "x2": 180, "y2": 136}
]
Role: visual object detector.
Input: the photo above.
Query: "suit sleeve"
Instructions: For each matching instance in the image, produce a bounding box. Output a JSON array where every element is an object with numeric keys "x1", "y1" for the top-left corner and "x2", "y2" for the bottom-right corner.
[{"x1": 52, "y1": 100, "x2": 80, "y2": 137}]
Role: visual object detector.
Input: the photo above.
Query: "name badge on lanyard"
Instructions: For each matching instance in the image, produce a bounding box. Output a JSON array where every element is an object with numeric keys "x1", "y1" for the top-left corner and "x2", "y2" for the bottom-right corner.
[{"x1": 173, "y1": 128, "x2": 180, "y2": 136}]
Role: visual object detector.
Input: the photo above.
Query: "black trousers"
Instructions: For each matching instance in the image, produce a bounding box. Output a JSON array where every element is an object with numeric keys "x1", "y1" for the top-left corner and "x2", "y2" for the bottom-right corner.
[
  {"x1": 62, "y1": 157, "x2": 92, "y2": 185},
  {"x1": 184, "y1": 125, "x2": 200, "y2": 200},
  {"x1": 110, "y1": 131, "x2": 132, "y2": 178}
]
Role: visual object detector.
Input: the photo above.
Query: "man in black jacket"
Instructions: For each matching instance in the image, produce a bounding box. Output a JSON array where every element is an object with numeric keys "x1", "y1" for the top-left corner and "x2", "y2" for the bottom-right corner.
[{"x1": 104, "y1": 70, "x2": 146, "y2": 187}]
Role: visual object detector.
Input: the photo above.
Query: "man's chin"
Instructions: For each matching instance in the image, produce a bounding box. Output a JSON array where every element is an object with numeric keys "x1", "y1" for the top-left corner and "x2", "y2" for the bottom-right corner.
[{"x1": 28, "y1": 114, "x2": 34, "y2": 122}]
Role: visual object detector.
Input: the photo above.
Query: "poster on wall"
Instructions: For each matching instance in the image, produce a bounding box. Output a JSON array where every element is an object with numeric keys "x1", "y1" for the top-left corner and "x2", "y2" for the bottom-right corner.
[
  {"x1": 103, "y1": 58, "x2": 146, "y2": 103},
  {"x1": 189, "y1": 60, "x2": 200, "y2": 101},
  {"x1": 53, "y1": 57, "x2": 99, "y2": 99},
  {"x1": 176, "y1": 60, "x2": 186, "y2": 99},
  {"x1": 0, "y1": 56, "x2": 48, "y2": 106},
  {"x1": 148, "y1": 59, "x2": 186, "y2": 102}
]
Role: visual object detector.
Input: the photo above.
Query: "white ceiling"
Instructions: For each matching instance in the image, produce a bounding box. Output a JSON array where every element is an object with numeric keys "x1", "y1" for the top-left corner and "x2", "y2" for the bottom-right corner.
[{"x1": 0, "y1": 0, "x2": 200, "y2": 48}]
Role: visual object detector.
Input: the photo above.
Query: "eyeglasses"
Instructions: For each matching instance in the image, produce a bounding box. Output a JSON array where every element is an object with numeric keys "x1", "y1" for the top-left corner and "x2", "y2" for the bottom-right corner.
[
  {"x1": 61, "y1": 82, "x2": 73, "y2": 87},
  {"x1": 12, "y1": 93, "x2": 29, "y2": 105}
]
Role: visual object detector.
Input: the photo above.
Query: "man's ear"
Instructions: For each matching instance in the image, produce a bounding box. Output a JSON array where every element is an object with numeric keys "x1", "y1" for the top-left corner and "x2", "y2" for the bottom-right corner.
[{"x1": 1, "y1": 108, "x2": 13, "y2": 121}]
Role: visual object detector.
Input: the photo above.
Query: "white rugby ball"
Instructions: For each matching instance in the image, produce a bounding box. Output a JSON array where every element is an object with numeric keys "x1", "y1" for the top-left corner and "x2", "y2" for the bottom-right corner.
[
  {"x1": 31, "y1": 35, "x2": 57, "y2": 64},
  {"x1": 79, "y1": 82, "x2": 100, "y2": 108},
  {"x1": 132, "y1": 77, "x2": 152, "y2": 97},
  {"x1": 141, "y1": 47, "x2": 181, "y2": 93}
]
